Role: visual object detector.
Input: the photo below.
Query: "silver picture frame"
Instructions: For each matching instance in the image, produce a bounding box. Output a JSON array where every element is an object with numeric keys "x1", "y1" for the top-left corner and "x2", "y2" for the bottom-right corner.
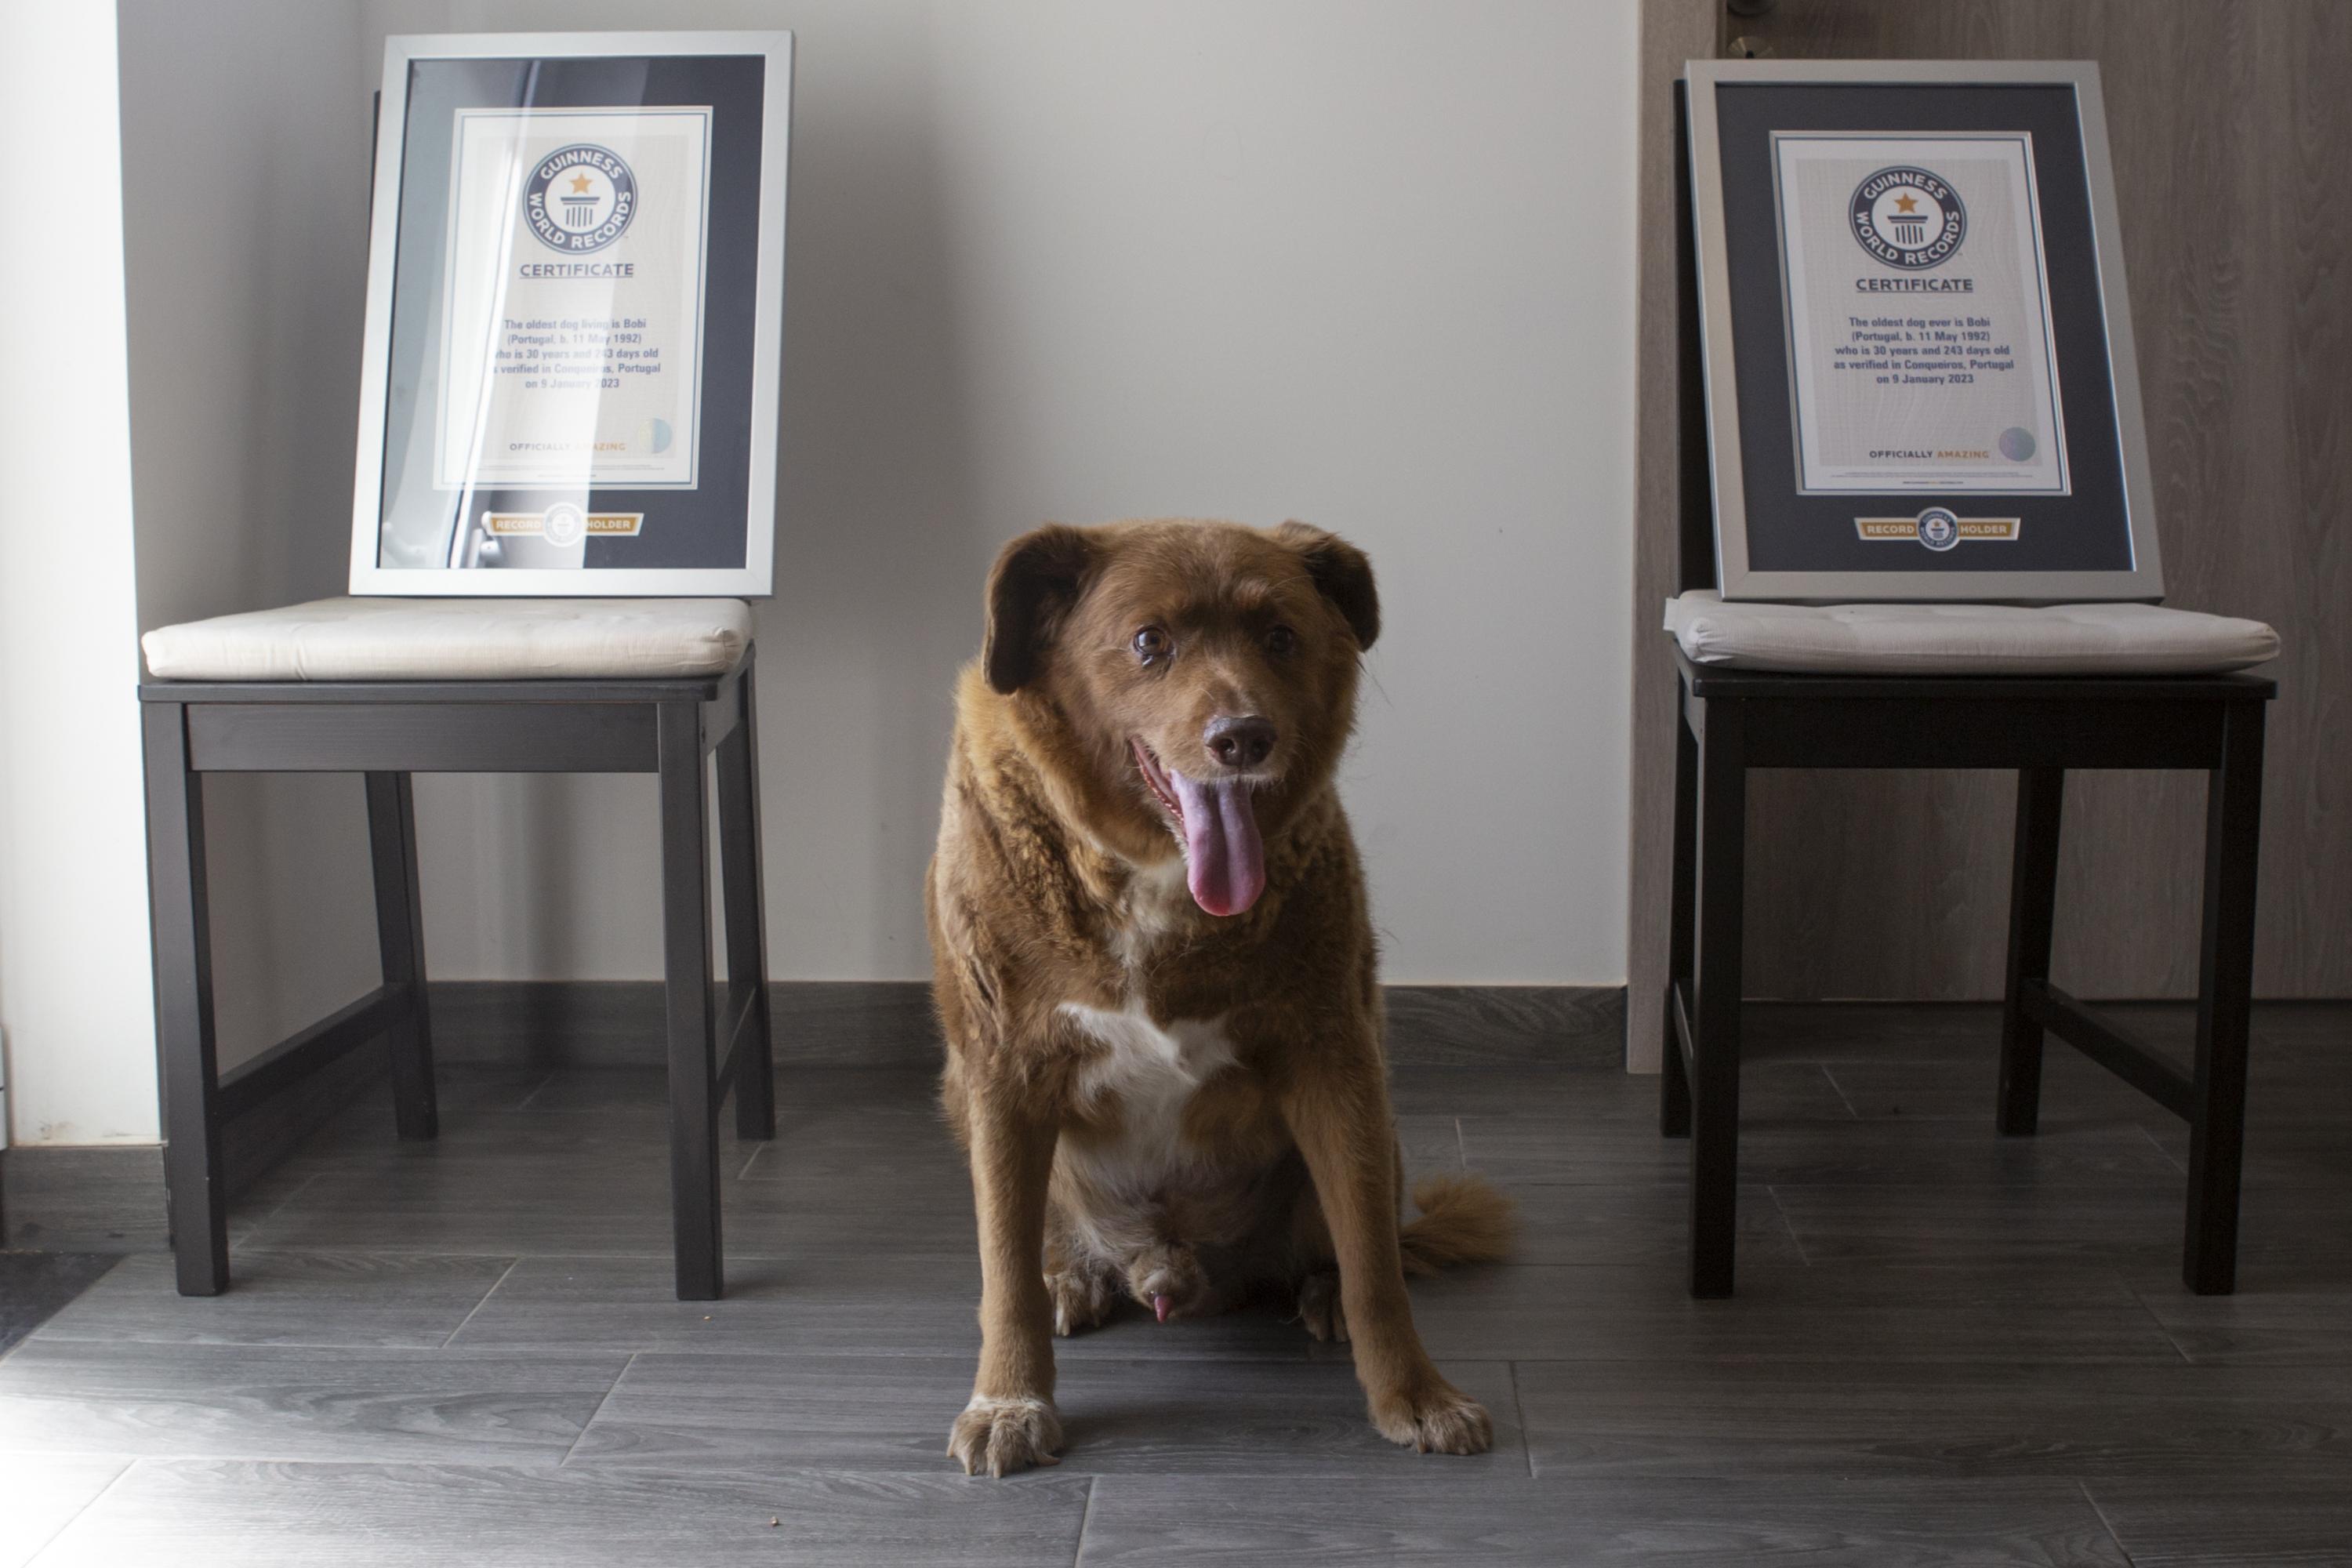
[
  {"x1": 1684, "y1": 59, "x2": 2164, "y2": 603},
  {"x1": 349, "y1": 31, "x2": 793, "y2": 597}
]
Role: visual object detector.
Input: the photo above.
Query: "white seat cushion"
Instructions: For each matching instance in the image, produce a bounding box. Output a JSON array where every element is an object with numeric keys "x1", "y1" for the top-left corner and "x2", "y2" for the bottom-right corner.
[
  {"x1": 1666, "y1": 591, "x2": 2278, "y2": 676},
  {"x1": 142, "y1": 597, "x2": 753, "y2": 681}
]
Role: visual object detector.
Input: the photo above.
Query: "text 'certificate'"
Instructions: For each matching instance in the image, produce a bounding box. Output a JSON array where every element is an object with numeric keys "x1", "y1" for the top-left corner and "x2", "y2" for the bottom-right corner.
[
  {"x1": 437, "y1": 107, "x2": 712, "y2": 491},
  {"x1": 1773, "y1": 133, "x2": 2069, "y2": 495}
]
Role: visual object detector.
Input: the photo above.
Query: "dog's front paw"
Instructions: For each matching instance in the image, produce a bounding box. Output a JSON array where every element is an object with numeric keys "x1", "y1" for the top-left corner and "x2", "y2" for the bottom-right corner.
[
  {"x1": 1370, "y1": 1378, "x2": 1493, "y2": 1456},
  {"x1": 948, "y1": 1394, "x2": 1064, "y2": 1477}
]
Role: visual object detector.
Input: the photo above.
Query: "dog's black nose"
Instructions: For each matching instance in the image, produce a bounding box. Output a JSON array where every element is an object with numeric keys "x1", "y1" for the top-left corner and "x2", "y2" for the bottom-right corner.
[{"x1": 1205, "y1": 716, "x2": 1276, "y2": 769}]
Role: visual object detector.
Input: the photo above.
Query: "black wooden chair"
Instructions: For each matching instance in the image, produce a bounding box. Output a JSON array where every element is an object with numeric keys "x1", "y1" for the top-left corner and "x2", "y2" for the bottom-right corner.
[
  {"x1": 137, "y1": 599, "x2": 775, "y2": 1301},
  {"x1": 1659, "y1": 639, "x2": 2273, "y2": 1298}
]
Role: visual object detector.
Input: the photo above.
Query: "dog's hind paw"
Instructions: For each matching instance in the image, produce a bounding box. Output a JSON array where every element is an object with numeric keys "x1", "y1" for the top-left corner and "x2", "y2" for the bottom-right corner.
[
  {"x1": 1047, "y1": 1267, "x2": 1115, "y2": 1337},
  {"x1": 948, "y1": 1394, "x2": 1064, "y2": 1478},
  {"x1": 1295, "y1": 1269, "x2": 1348, "y2": 1344},
  {"x1": 1371, "y1": 1380, "x2": 1493, "y2": 1457}
]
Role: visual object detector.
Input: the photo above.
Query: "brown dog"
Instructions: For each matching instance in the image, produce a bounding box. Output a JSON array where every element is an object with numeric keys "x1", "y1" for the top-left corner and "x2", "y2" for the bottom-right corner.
[{"x1": 926, "y1": 517, "x2": 1512, "y2": 1478}]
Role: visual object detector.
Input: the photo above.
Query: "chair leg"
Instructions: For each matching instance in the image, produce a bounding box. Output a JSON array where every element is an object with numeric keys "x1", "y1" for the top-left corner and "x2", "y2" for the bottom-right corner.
[
  {"x1": 142, "y1": 703, "x2": 227, "y2": 1296},
  {"x1": 658, "y1": 700, "x2": 724, "y2": 1301},
  {"x1": 2184, "y1": 699, "x2": 2265, "y2": 1296},
  {"x1": 1687, "y1": 696, "x2": 1746, "y2": 1300},
  {"x1": 366, "y1": 772, "x2": 437, "y2": 1142},
  {"x1": 717, "y1": 659, "x2": 776, "y2": 1142},
  {"x1": 1997, "y1": 768, "x2": 2063, "y2": 1136},
  {"x1": 1661, "y1": 674, "x2": 1698, "y2": 1138}
]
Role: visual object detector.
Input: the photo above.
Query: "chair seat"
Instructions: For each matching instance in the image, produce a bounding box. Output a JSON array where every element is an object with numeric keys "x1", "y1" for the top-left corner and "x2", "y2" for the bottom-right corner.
[
  {"x1": 1666, "y1": 591, "x2": 2278, "y2": 676},
  {"x1": 141, "y1": 597, "x2": 753, "y2": 682}
]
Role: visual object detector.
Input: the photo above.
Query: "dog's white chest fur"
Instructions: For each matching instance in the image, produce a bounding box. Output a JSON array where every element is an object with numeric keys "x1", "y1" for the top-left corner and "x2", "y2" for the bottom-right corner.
[{"x1": 1059, "y1": 1000, "x2": 1236, "y2": 1190}]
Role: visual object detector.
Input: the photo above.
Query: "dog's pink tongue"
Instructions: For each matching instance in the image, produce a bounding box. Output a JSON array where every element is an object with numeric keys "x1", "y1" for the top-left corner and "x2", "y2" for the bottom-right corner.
[{"x1": 1171, "y1": 770, "x2": 1265, "y2": 916}]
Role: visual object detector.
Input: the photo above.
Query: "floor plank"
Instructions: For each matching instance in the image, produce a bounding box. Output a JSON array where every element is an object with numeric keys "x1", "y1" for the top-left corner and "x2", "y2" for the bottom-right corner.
[
  {"x1": 1396, "y1": 1262, "x2": 2182, "y2": 1363},
  {"x1": 241, "y1": 1154, "x2": 981, "y2": 1258},
  {"x1": 446, "y1": 1254, "x2": 978, "y2": 1357},
  {"x1": 0, "y1": 1254, "x2": 117, "y2": 1356},
  {"x1": 2084, "y1": 1477, "x2": 2352, "y2": 1566},
  {"x1": 453, "y1": 1250, "x2": 1338, "y2": 1363},
  {"x1": 1484, "y1": 1181, "x2": 1806, "y2": 1267},
  {"x1": 236, "y1": 1160, "x2": 688, "y2": 1256},
  {"x1": 1821, "y1": 1054, "x2": 2169, "y2": 1125},
  {"x1": 0, "y1": 1454, "x2": 126, "y2": 1568},
  {"x1": 0, "y1": 1341, "x2": 626, "y2": 1463},
  {"x1": 31, "y1": 1460, "x2": 1091, "y2": 1568},
  {"x1": 1777, "y1": 1182, "x2": 2352, "y2": 1271},
  {"x1": 1744, "y1": 1004, "x2": 2010, "y2": 1062},
  {"x1": 2128, "y1": 1267, "x2": 2352, "y2": 1366},
  {"x1": 1515, "y1": 1359, "x2": 2352, "y2": 1480},
  {"x1": 566, "y1": 1353, "x2": 1525, "y2": 1476},
  {"x1": 2232, "y1": 1126, "x2": 2352, "y2": 1188},
  {"x1": 1389, "y1": 1062, "x2": 1851, "y2": 1123},
  {"x1": 1079, "y1": 1473, "x2": 2132, "y2": 1566},
  {"x1": 1461, "y1": 1117, "x2": 2185, "y2": 1188},
  {"x1": 294, "y1": 1066, "x2": 560, "y2": 1146},
  {"x1": 30, "y1": 1252, "x2": 513, "y2": 1349}
]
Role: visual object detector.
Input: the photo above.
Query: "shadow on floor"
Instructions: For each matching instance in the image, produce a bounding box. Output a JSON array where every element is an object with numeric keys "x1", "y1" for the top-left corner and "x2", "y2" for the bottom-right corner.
[{"x1": 0, "y1": 1253, "x2": 117, "y2": 1356}]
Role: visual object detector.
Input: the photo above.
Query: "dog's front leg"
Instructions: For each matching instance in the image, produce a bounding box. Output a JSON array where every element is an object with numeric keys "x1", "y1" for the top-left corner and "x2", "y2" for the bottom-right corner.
[
  {"x1": 1281, "y1": 1061, "x2": 1492, "y2": 1456},
  {"x1": 949, "y1": 1084, "x2": 1063, "y2": 1477}
]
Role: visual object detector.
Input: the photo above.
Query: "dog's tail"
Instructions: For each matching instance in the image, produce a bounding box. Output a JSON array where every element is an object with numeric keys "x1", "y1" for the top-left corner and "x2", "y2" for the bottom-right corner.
[{"x1": 1398, "y1": 1174, "x2": 1515, "y2": 1276}]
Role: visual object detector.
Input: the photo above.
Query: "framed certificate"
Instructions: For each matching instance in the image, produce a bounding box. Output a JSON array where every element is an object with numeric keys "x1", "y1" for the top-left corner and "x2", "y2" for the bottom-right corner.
[
  {"x1": 1685, "y1": 60, "x2": 2162, "y2": 601},
  {"x1": 350, "y1": 32, "x2": 792, "y2": 596}
]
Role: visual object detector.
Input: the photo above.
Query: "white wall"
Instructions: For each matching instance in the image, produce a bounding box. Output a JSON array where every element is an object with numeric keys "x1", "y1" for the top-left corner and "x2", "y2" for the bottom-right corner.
[
  {"x1": 103, "y1": 0, "x2": 1637, "y2": 1090},
  {"x1": 117, "y1": 0, "x2": 389, "y2": 1074},
  {"x1": 0, "y1": 0, "x2": 161, "y2": 1144},
  {"x1": 380, "y1": 0, "x2": 1639, "y2": 986}
]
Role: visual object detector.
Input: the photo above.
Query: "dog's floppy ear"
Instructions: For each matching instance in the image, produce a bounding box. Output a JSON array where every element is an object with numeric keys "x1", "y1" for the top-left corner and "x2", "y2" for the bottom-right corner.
[
  {"x1": 1274, "y1": 521, "x2": 1380, "y2": 653},
  {"x1": 983, "y1": 524, "x2": 1098, "y2": 693}
]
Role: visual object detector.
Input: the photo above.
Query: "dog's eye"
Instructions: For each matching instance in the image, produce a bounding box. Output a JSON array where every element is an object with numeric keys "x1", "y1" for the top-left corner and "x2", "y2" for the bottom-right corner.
[
  {"x1": 1133, "y1": 626, "x2": 1170, "y2": 662},
  {"x1": 1265, "y1": 624, "x2": 1298, "y2": 656}
]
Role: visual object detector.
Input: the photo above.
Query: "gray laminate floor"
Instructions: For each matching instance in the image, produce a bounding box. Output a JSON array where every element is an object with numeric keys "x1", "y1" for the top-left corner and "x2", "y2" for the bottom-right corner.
[
  {"x1": 3, "y1": 1004, "x2": 2349, "y2": 1566},
  {"x1": 0, "y1": 1254, "x2": 114, "y2": 1358}
]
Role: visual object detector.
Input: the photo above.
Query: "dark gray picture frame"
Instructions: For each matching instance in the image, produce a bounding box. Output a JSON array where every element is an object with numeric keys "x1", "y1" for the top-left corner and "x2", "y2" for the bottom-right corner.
[
  {"x1": 350, "y1": 30, "x2": 793, "y2": 597},
  {"x1": 1686, "y1": 60, "x2": 2164, "y2": 603}
]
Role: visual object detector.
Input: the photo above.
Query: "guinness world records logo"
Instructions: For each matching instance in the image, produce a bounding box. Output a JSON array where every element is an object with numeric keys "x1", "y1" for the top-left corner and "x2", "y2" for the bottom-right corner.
[
  {"x1": 541, "y1": 501, "x2": 586, "y2": 547},
  {"x1": 1849, "y1": 166, "x2": 1965, "y2": 269},
  {"x1": 524, "y1": 144, "x2": 638, "y2": 253}
]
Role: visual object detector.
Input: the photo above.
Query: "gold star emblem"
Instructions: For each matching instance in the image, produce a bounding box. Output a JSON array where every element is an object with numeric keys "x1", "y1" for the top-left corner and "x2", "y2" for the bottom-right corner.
[
  {"x1": 568, "y1": 172, "x2": 595, "y2": 196},
  {"x1": 1893, "y1": 192, "x2": 1919, "y2": 214}
]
